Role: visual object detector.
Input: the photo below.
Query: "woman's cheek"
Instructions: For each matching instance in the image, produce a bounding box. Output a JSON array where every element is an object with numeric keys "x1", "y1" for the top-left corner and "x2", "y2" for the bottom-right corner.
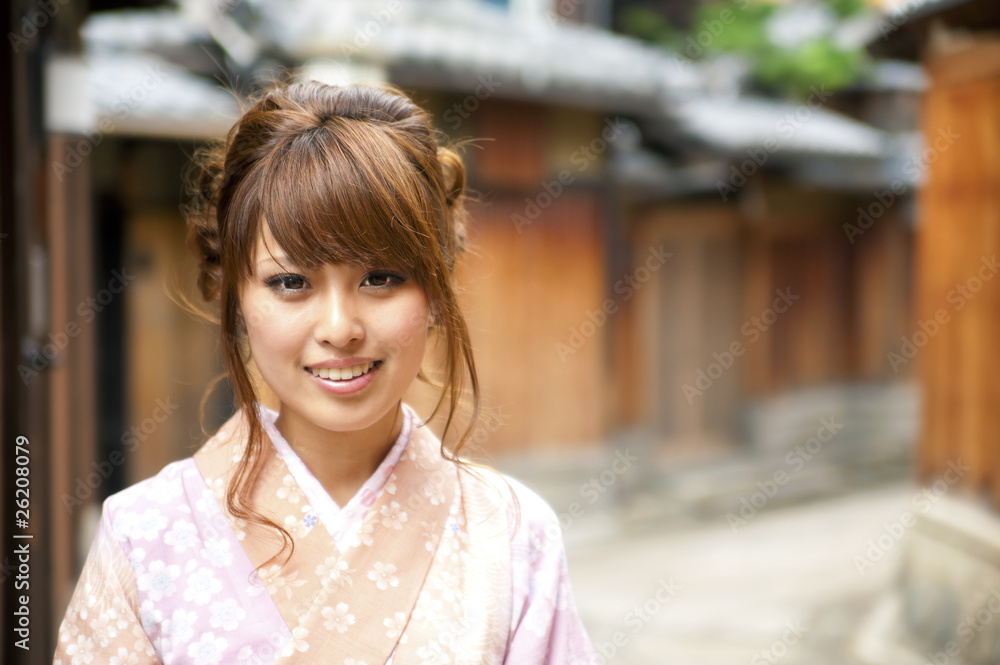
[
  {"x1": 378, "y1": 304, "x2": 428, "y2": 360},
  {"x1": 248, "y1": 310, "x2": 306, "y2": 357},
  {"x1": 241, "y1": 296, "x2": 279, "y2": 329}
]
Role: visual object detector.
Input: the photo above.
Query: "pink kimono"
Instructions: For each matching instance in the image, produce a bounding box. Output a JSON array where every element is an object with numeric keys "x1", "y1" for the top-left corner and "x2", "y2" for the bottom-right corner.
[{"x1": 53, "y1": 403, "x2": 599, "y2": 664}]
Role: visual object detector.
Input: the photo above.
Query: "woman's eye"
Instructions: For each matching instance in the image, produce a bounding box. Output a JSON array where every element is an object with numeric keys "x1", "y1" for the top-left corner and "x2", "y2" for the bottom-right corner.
[
  {"x1": 264, "y1": 274, "x2": 308, "y2": 293},
  {"x1": 362, "y1": 271, "x2": 407, "y2": 290}
]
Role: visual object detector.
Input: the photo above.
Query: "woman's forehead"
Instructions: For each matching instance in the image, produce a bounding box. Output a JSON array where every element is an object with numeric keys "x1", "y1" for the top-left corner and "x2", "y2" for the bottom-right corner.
[
  {"x1": 251, "y1": 224, "x2": 287, "y2": 268},
  {"x1": 248, "y1": 225, "x2": 385, "y2": 275},
  {"x1": 250, "y1": 222, "x2": 321, "y2": 270}
]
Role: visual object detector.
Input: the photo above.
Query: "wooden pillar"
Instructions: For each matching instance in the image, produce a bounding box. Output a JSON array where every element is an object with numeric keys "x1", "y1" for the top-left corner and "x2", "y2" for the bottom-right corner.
[
  {"x1": 3, "y1": 2, "x2": 90, "y2": 661},
  {"x1": 45, "y1": 132, "x2": 97, "y2": 640},
  {"x1": 915, "y1": 36, "x2": 1000, "y2": 507}
]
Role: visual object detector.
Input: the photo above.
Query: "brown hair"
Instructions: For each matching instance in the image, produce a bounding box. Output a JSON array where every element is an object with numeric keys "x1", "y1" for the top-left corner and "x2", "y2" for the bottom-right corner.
[{"x1": 183, "y1": 78, "x2": 480, "y2": 563}]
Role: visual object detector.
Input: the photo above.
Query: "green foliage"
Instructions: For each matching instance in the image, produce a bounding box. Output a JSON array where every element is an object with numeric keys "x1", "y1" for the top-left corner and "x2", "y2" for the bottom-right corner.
[
  {"x1": 689, "y1": 2, "x2": 776, "y2": 53},
  {"x1": 754, "y1": 38, "x2": 867, "y2": 97},
  {"x1": 828, "y1": 0, "x2": 868, "y2": 18},
  {"x1": 618, "y1": 6, "x2": 678, "y2": 45},
  {"x1": 617, "y1": 0, "x2": 874, "y2": 99}
]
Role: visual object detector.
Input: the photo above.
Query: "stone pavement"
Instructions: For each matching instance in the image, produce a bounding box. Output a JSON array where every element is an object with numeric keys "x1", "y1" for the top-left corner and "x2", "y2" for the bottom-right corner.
[
  {"x1": 489, "y1": 414, "x2": 920, "y2": 664},
  {"x1": 561, "y1": 482, "x2": 919, "y2": 665}
]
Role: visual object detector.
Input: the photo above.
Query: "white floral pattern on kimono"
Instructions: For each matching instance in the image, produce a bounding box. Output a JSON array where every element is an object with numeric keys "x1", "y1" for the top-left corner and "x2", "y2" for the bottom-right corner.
[{"x1": 54, "y1": 403, "x2": 598, "y2": 664}]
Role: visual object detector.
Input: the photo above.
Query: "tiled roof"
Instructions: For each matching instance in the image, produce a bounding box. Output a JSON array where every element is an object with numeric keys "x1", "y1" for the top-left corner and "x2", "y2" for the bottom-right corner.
[
  {"x1": 75, "y1": 0, "x2": 904, "y2": 169},
  {"x1": 668, "y1": 96, "x2": 887, "y2": 158}
]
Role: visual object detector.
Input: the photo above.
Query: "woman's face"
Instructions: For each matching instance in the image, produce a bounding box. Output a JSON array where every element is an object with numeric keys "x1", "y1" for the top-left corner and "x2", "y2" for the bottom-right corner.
[{"x1": 239, "y1": 225, "x2": 430, "y2": 437}]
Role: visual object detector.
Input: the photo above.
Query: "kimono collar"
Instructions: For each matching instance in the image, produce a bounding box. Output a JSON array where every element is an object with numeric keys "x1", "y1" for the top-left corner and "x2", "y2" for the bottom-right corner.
[
  {"x1": 253, "y1": 401, "x2": 419, "y2": 434},
  {"x1": 252, "y1": 402, "x2": 417, "y2": 475},
  {"x1": 193, "y1": 399, "x2": 464, "y2": 663},
  {"x1": 250, "y1": 402, "x2": 417, "y2": 539}
]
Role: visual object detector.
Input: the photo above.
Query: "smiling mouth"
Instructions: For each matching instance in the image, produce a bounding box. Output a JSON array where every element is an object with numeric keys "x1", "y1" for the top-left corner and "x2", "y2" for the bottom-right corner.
[{"x1": 306, "y1": 361, "x2": 381, "y2": 381}]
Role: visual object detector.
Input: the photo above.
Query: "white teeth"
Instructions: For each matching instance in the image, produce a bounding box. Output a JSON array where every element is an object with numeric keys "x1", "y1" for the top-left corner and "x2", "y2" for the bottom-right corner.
[{"x1": 309, "y1": 361, "x2": 375, "y2": 381}]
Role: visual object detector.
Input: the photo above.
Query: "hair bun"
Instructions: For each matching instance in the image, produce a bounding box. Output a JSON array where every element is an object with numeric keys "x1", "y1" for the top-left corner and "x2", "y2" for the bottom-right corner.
[
  {"x1": 183, "y1": 142, "x2": 227, "y2": 302},
  {"x1": 437, "y1": 146, "x2": 469, "y2": 262}
]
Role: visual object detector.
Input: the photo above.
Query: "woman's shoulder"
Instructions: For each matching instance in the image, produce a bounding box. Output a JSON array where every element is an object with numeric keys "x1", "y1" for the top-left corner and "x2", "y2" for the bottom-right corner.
[
  {"x1": 101, "y1": 409, "x2": 248, "y2": 519},
  {"x1": 95, "y1": 454, "x2": 241, "y2": 568},
  {"x1": 99, "y1": 456, "x2": 204, "y2": 528},
  {"x1": 457, "y1": 463, "x2": 564, "y2": 541}
]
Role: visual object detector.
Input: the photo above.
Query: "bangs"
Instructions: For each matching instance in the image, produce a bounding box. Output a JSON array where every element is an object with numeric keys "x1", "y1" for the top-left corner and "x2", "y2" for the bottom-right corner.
[{"x1": 234, "y1": 118, "x2": 443, "y2": 284}]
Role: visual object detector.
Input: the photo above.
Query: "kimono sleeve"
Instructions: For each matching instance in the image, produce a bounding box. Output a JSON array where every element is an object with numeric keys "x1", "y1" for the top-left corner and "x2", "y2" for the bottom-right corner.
[
  {"x1": 53, "y1": 503, "x2": 161, "y2": 665},
  {"x1": 504, "y1": 481, "x2": 600, "y2": 665}
]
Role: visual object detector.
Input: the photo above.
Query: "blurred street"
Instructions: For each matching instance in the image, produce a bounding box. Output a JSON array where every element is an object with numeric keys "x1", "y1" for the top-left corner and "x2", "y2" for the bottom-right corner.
[
  {"x1": 496, "y1": 435, "x2": 918, "y2": 665},
  {"x1": 565, "y1": 482, "x2": 914, "y2": 665}
]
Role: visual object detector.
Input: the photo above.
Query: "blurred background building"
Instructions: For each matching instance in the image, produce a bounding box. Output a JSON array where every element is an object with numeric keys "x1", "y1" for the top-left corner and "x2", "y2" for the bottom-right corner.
[{"x1": 3, "y1": 0, "x2": 1000, "y2": 663}]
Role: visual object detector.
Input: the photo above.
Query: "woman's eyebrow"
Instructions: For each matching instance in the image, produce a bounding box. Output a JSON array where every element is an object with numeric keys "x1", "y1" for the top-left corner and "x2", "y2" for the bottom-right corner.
[{"x1": 256, "y1": 253, "x2": 296, "y2": 268}]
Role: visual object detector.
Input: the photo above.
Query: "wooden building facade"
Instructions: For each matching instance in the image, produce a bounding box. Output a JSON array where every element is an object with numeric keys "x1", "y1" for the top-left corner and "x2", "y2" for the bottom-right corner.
[
  {"x1": 108, "y1": 91, "x2": 921, "y2": 473},
  {"x1": 613, "y1": 180, "x2": 916, "y2": 456},
  {"x1": 913, "y1": 34, "x2": 1000, "y2": 507},
  {"x1": 874, "y1": 0, "x2": 1000, "y2": 508}
]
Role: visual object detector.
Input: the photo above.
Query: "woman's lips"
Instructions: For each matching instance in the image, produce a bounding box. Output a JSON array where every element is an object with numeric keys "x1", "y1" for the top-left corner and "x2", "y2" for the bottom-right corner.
[{"x1": 304, "y1": 360, "x2": 381, "y2": 395}]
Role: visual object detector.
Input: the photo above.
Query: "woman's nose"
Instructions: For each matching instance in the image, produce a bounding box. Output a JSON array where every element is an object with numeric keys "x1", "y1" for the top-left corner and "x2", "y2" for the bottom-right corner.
[{"x1": 314, "y1": 289, "x2": 365, "y2": 347}]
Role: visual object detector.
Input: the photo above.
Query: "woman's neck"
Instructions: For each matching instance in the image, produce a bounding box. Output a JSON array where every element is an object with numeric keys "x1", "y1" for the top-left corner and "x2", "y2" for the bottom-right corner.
[{"x1": 272, "y1": 402, "x2": 404, "y2": 507}]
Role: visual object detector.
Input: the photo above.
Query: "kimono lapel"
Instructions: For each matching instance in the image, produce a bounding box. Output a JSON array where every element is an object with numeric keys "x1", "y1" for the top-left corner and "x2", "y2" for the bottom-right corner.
[
  {"x1": 392, "y1": 466, "x2": 514, "y2": 663},
  {"x1": 193, "y1": 406, "x2": 457, "y2": 664}
]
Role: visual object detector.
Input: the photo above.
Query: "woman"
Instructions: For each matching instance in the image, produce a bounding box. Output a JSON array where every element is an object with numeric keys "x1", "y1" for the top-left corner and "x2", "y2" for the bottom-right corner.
[{"x1": 54, "y1": 80, "x2": 599, "y2": 664}]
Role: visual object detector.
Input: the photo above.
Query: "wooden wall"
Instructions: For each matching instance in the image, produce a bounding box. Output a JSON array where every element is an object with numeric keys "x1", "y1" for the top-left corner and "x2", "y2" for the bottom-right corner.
[
  {"x1": 456, "y1": 193, "x2": 606, "y2": 452},
  {"x1": 45, "y1": 133, "x2": 97, "y2": 649},
  {"x1": 116, "y1": 96, "x2": 920, "y2": 465},
  {"x1": 627, "y1": 182, "x2": 914, "y2": 448},
  {"x1": 740, "y1": 184, "x2": 913, "y2": 395},
  {"x1": 115, "y1": 100, "x2": 615, "y2": 461},
  {"x1": 628, "y1": 204, "x2": 743, "y2": 445},
  {"x1": 117, "y1": 142, "x2": 229, "y2": 486},
  {"x1": 125, "y1": 210, "x2": 226, "y2": 485},
  {"x1": 411, "y1": 99, "x2": 612, "y2": 453},
  {"x1": 853, "y1": 210, "x2": 914, "y2": 380},
  {"x1": 915, "y1": 36, "x2": 1000, "y2": 506}
]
